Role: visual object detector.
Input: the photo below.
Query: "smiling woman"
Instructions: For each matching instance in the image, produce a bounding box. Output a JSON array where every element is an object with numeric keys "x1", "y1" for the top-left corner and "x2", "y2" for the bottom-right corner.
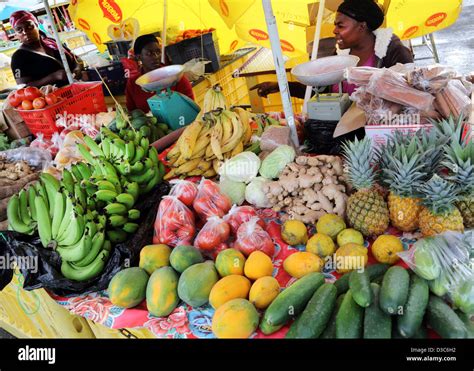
[{"x1": 9, "y1": 10, "x2": 83, "y2": 88}]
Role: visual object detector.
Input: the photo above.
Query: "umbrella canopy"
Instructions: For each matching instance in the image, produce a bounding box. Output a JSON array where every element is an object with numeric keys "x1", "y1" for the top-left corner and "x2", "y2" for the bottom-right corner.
[{"x1": 68, "y1": 0, "x2": 244, "y2": 54}]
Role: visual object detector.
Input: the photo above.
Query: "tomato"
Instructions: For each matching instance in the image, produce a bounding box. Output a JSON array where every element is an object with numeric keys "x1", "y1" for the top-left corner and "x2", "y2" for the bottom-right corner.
[
  {"x1": 193, "y1": 179, "x2": 231, "y2": 220},
  {"x1": 8, "y1": 93, "x2": 21, "y2": 108},
  {"x1": 15, "y1": 88, "x2": 26, "y2": 101},
  {"x1": 170, "y1": 180, "x2": 198, "y2": 207},
  {"x1": 234, "y1": 221, "x2": 275, "y2": 258},
  {"x1": 24, "y1": 87, "x2": 42, "y2": 101},
  {"x1": 32, "y1": 97, "x2": 46, "y2": 110},
  {"x1": 21, "y1": 100, "x2": 33, "y2": 110},
  {"x1": 194, "y1": 218, "x2": 230, "y2": 252},
  {"x1": 225, "y1": 206, "x2": 265, "y2": 235},
  {"x1": 45, "y1": 93, "x2": 58, "y2": 106}
]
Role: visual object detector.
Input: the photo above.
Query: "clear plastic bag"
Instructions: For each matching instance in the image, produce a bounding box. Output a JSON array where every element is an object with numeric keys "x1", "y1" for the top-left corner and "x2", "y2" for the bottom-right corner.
[
  {"x1": 223, "y1": 205, "x2": 265, "y2": 235},
  {"x1": 169, "y1": 179, "x2": 198, "y2": 207},
  {"x1": 0, "y1": 146, "x2": 52, "y2": 171},
  {"x1": 152, "y1": 196, "x2": 196, "y2": 247},
  {"x1": 405, "y1": 65, "x2": 456, "y2": 93},
  {"x1": 233, "y1": 217, "x2": 274, "y2": 258},
  {"x1": 194, "y1": 216, "x2": 230, "y2": 258},
  {"x1": 183, "y1": 58, "x2": 211, "y2": 82},
  {"x1": 398, "y1": 231, "x2": 473, "y2": 309},
  {"x1": 193, "y1": 178, "x2": 231, "y2": 221},
  {"x1": 344, "y1": 66, "x2": 380, "y2": 87}
]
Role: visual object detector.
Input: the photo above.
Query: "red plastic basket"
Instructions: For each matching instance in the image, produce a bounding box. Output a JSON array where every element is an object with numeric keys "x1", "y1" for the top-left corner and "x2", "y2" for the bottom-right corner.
[{"x1": 15, "y1": 82, "x2": 107, "y2": 138}]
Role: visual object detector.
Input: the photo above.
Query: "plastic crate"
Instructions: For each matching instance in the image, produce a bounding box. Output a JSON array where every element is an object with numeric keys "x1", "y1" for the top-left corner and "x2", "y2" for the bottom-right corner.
[
  {"x1": 86, "y1": 321, "x2": 156, "y2": 339},
  {"x1": 165, "y1": 31, "x2": 220, "y2": 73},
  {"x1": 15, "y1": 82, "x2": 107, "y2": 139},
  {"x1": 85, "y1": 62, "x2": 126, "y2": 96},
  {"x1": 0, "y1": 271, "x2": 95, "y2": 338}
]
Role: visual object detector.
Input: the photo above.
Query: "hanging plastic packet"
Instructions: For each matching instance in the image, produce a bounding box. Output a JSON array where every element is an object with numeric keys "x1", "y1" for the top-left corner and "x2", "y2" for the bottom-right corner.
[
  {"x1": 223, "y1": 205, "x2": 266, "y2": 235},
  {"x1": 169, "y1": 179, "x2": 198, "y2": 207},
  {"x1": 194, "y1": 216, "x2": 231, "y2": 258},
  {"x1": 233, "y1": 217, "x2": 274, "y2": 258},
  {"x1": 193, "y1": 178, "x2": 231, "y2": 221},
  {"x1": 153, "y1": 196, "x2": 196, "y2": 247}
]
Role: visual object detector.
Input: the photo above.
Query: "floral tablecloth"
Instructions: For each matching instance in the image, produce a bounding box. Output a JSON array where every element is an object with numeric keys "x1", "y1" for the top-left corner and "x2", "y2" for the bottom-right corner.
[{"x1": 49, "y1": 210, "x2": 421, "y2": 339}]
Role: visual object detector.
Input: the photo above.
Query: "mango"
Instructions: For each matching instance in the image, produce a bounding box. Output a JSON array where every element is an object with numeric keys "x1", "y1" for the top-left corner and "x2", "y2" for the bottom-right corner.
[
  {"x1": 215, "y1": 248, "x2": 246, "y2": 277},
  {"x1": 108, "y1": 267, "x2": 149, "y2": 308},
  {"x1": 212, "y1": 299, "x2": 259, "y2": 338},
  {"x1": 244, "y1": 251, "x2": 273, "y2": 280},
  {"x1": 146, "y1": 267, "x2": 179, "y2": 317},
  {"x1": 306, "y1": 233, "x2": 336, "y2": 258},
  {"x1": 249, "y1": 276, "x2": 280, "y2": 309},
  {"x1": 139, "y1": 244, "x2": 171, "y2": 275},
  {"x1": 281, "y1": 220, "x2": 308, "y2": 245},
  {"x1": 169, "y1": 245, "x2": 204, "y2": 273},
  {"x1": 316, "y1": 214, "x2": 346, "y2": 240},
  {"x1": 209, "y1": 275, "x2": 251, "y2": 309},
  {"x1": 178, "y1": 261, "x2": 219, "y2": 307},
  {"x1": 283, "y1": 252, "x2": 324, "y2": 278}
]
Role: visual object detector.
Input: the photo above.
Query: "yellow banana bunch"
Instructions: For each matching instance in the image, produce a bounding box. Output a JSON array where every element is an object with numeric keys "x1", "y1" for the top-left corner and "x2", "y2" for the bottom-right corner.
[
  {"x1": 202, "y1": 84, "x2": 228, "y2": 115},
  {"x1": 232, "y1": 107, "x2": 253, "y2": 145}
]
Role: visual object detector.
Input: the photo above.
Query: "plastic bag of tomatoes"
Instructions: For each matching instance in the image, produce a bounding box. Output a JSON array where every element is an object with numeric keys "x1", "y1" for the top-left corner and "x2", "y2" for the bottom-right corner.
[
  {"x1": 193, "y1": 179, "x2": 231, "y2": 221},
  {"x1": 152, "y1": 196, "x2": 196, "y2": 247},
  {"x1": 224, "y1": 205, "x2": 266, "y2": 235},
  {"x1": 194, "y1": 216, "x2": 231, "y2": 259},
  {"x1": 169, "y1": 179, "x2": 198, "y2": 207},
  {"x1": 234, "y1": 217, "x2": 275, "y2": 258}
]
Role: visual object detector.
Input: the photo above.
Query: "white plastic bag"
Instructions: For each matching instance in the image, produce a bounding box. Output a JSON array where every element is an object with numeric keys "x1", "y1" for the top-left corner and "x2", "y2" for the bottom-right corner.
[{"x1": 183, "y1": 58, "x2": 211, "y2": 81}]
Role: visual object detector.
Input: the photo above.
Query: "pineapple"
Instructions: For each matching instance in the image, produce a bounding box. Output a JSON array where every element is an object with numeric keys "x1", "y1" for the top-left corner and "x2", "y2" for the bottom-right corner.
[
  {"x1": 342, "y1": 137, "x2": 389, "y2": 237},
  {"x1": 442, "y1": 128, "x2": 474, "y2": 228},
  {"x1": 419, "y1": 174, "x2": 464, "y2": 236}
]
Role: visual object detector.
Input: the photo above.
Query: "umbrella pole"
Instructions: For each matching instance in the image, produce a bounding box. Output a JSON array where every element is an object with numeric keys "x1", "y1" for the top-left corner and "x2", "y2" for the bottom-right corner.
[
  {"x1": 303, "y1": 0, "x2": 326, "y2": 114},
  {"x1": 43, "y1": 0, "x2": 74, "y2": 84},
  {"x1": 262, "y1": 0, "x2": 299, "y2": 147},
  {"x1": 161, "y1": 0, "x2": 167, "y2": 65}
]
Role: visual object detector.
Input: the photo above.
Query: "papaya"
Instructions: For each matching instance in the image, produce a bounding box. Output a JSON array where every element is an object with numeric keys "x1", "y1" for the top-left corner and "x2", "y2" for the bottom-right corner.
[
  {"x1": 108, "y1": 267, "x2": 149, "y2": 308},
  {"x1": 139, "y1": 244, "x2": 171, "y2": 275},
  {"x1": 169, "y1": 245, "x2": 204, "y2": 273},
  {"x1": 215, "y1": 248, "x2": 246, "y2": 277},
  {"x1": 178, "y1": 261, "x2": 219, "y2": 307},
  {"x1": 209, "y1": 275, "x2": 251, "y2": 309},
  {"x1": 249, "y1": 276, "x2": 280, "y2": 310},
  {"x1": 283, "y1": 252, "x2": 324, "y2": 278},
  {"x1": 146, "y1": 267, "x2": 180, "y2": 317},
  {"x1": 212, "y1": 299, "x2": 260, "y2": 338}
]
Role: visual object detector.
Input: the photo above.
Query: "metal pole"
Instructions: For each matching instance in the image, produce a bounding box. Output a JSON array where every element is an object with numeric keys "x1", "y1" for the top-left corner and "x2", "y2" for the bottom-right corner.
[
  {"x1": 43, "y1": 0, "x2": 74, "y2": 84},
  {"x1": 161, "y1": 0, "x2": 167, "y2": 65},
  {"x1": 262, "y1": 0, "x2": 299, "y2": 147},
  {"x1": 303, "y1": 0, "x2": 326, "y2": 114}
]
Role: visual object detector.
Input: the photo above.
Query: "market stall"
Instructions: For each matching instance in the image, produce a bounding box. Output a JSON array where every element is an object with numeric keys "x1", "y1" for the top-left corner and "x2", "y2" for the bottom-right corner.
[{"x1": 0, "y1": 0, "x2": 472, "y2": 342}]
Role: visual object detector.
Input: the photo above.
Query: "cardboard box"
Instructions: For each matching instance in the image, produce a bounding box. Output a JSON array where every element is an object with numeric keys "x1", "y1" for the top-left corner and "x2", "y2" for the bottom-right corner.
[
  {"x1": 5, "y1": 119, "x2": 31, "y2": 140},
  {"x1": 1, "y1": 104, "x2": 31, "y2": 139}
]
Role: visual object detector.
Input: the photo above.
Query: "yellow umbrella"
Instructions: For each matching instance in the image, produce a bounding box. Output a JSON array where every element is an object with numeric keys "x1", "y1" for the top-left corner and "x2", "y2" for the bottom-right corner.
[{"x1": 67, "y1": 0, "x2": 244, "y2": 54}]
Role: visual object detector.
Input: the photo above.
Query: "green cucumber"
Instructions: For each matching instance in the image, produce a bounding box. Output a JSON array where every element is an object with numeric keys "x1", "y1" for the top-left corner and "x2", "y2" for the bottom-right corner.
[
  {"x1": 335, "y1": 264, "x2": 389, "y2": 295},
  {"x1": 336, "y1": 289, "x2": 364, "y2": 339},
  {"x1": 260, "y1": 321, "x2": 283, "y2": 336},
  {"x1": 321, "y1": 294, "x2": 345, "y2": 339},
  {"x1": 284, "y1": 317, "x2": 300, "y2": 339},
  {"x1": 260, "y1": 272, "x2": 324, "y2": 333},
  {"x1": 288, "y1": 283, "x2": 337, "y2": 339},
  {"x1": 426, "y1": 296, "x2": 467, "y2": 339},
  {"x1": 412, "y1": 326, "x2": 428, "y2": 339},
  {"x1": 363, "y1": 283, "x2": 392, "y2": 339},
  {"x1": 349, "y1": 270, "x2": 373, "y2": 308},
  {"x1": 380, "y1": 266, "x2": 410, "y2": 315},
  {"x1": 397, "y1": 274, "x2": 429, "y2": 338}
]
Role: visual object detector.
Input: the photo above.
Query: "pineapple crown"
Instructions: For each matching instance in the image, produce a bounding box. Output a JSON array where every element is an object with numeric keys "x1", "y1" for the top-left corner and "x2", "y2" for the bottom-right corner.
[
  {"x1": 416, "y1": 127, "x2": 449, "y2": 176},
  {"x1": 419, "y1": 174, "x2": 460, "y2": 215},
  {"x1": 442, "y1": 136, "x2": 474, "y2": 195},
  {"x1": 342, "y1": 137, "x2": 379, "y2": 190}
]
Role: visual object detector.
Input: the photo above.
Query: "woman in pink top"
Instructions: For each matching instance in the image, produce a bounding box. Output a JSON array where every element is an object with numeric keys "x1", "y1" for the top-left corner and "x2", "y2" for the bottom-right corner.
[{"x1": 251, "y1": 0, "x2": 413, "y2": 98}]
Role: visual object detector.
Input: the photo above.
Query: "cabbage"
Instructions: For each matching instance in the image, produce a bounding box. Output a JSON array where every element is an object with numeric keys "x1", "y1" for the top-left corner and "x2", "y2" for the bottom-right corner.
[
  {"x1": 245, "y1": 177, "x2": 272, "y2": 208},
  {"x1": 259, "y1": 145, "x2": 296, "y2": 179},
  {"x1": 219, "y1": 177, "x2": 246, "y2": 206},
  {"x1": 218, "y1": 152, "x2": 261, "y2": 183}
]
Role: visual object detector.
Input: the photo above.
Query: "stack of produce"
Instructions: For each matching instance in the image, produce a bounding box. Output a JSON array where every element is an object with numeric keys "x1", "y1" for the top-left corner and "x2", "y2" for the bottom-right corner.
[
  {"x1": 165, "y1": 107, "x2": 254, "y2": 179},
  {"x1": 8, "y1": 86, "x2": 60, "y2": 111},
  {"x1": 7, "y1": 121, "x2": 166, "y2": 281},
  {"x1": 171, "y1": 28, "x2": 216, "y2": 44}
]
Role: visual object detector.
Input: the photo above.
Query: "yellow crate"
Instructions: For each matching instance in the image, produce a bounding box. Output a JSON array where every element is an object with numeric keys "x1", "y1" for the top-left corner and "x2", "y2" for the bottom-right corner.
[
  {"x1": 0, "y1": 66, "x2": 17, "y2": 90},
  {"x1": 87, "y1": 320, "x2": 156, "y2": 339},
  {"x1": 0, "y1": 271, "x2": 95, "y2": 338}
]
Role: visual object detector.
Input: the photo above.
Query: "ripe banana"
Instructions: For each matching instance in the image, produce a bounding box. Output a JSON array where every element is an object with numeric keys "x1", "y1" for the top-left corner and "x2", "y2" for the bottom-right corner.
[
  {"x1": 35, "y1": 195, "x2": 52, "y2": 248},
  {"x1": 212, "y1": 159, "x2": 221, "y2": 174},
  {"x1": 230, "y1": 140, "x2": 244, "y2": 157},
  {"x1": 179, "y1": 120, "x2": 203, "y2": 160},
  {"x1": 176, "y1": 158, "x2": 201, "y2": 175},
  {"x1": 202, "y1": 84, "x2": 227, "y2": 114},
  {"x1": 210, "y1": 118, "x2": 224, "y2": 160},
  {"x1": 221, "y1": 110, "x2": 244, "y2": 153},
  {"x1": 197, "y1": 160, "x2": 212, "y2": 172},
  {"x1": 61, "y1": 249, "x2": 109, "y2": 282},
  {"x1": 7, "y1": 195, "x2": 35, "y2": 234},
  {"x1": 203, "y1": 168, "x2": 217, "y2": 178},
  {"x1": 233, "y1": 107, "x2": 253, "y2": 145},
  {"x1": 187, "y1": 168, "x2": 204, "y2": 176}
]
